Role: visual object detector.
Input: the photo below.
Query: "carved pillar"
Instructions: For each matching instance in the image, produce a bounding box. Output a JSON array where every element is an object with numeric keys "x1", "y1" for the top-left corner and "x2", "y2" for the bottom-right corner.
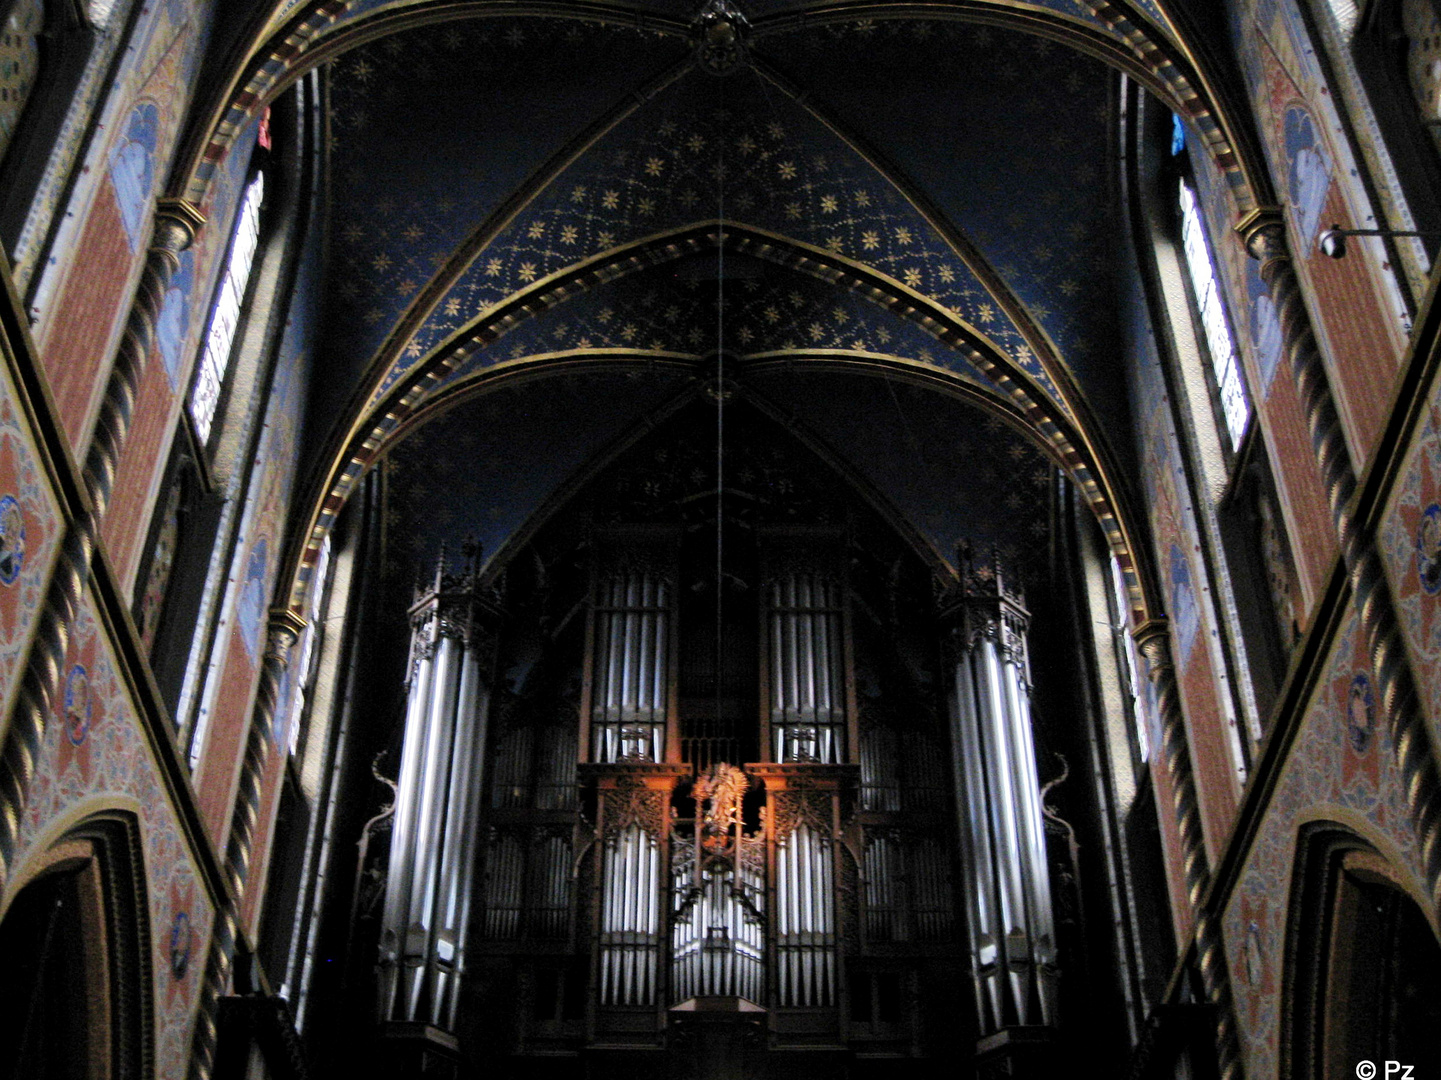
[
  {"x1": 377, "y1": 550, "x2": 499, "y2": 1035},
  {"x1": 942, "y1": 551, "x2": 1057, "y2": 1050},
  {"x1": 0, "y1": 198, "x2": 204, "y2": 890},
  {"x1": 1239, "y1": 212, "x2": 1441, "y2": 909},
  {"x1": 188, "y1": 609, "x2": 305, "y2": 1080},
  {"x1": 1133, "y1": 620, "x2": 1243, "y2": 1080}
]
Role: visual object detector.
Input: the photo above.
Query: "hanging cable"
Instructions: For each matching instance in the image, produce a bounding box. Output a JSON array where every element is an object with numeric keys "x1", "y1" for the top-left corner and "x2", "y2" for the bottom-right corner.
[{"x1": 714, "y1": 73, "x2": 726, "y2": 768}]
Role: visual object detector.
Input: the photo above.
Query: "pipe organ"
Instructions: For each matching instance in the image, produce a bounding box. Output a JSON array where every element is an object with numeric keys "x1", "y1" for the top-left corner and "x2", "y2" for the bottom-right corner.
[
  {"x1": 765, "y1": 566, "x2": 848, "y2": 765},
  {"x1": 670, "y1": 764, "x2": 766, "y2": 1004},
  {"x1": 377, "y1": 553, "x2": 499, "y2": 1031},
  {"x1": 945, "y1": 548, "x2": 1059, "y2": 1036},
  {"x1": 587, "y1": 535, "x2": 675, "y2": 765},
  {"x1": 373, "y1": 411, "x2": 1063, "y2": 1073}
]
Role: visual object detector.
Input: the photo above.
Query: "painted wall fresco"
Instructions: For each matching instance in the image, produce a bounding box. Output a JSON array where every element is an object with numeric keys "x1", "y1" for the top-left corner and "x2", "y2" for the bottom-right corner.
[
  {"x1": 191, "y1": 215, "x2": 315, "y2": 870},
  {"x1": 3, "y1": 586, "x2": 215, "y2": 1079},
  {"x1": 424, "y1": 256, "x2": 994, "y2": 413},
  {"x1": 312, "y1": 17, "x2": 689, "y2": 454},
  {"x1": 1379, "y1": 381, "x2": 1441, "y2": 744},
  {"x1": 1186, "y1": 117, "x2": 1338, "y2": 614},
  {"x1": 10, "y1": 0, "x2": 140, "y2": 293},
  {"x1": 396, "y1": 71, "x2": 1056, "y2": 409},
  {"x1": 323, "y1": 30, "x2": 1071, "y2": 442},
  {"x1": 101, "y1": 120, "x2": 261, "y2": 596},
  {"x1": 0, "y1": 0, "x2": 42, "y2": 165},
  {"x1": 1228, "y1": 0, "x2": 1411, "y2": 469},
  {"x1": 0, "y1": 355, "x2": 63, "y2": 730},
  {"x1": 761, "y1": 19, "x2": 1129, "y2": 468},
  {"x1": 1223, "y1": 605, "x2": 1429, "y2": 1079},
  {"x1": 1125, "y1": 249, "x2": 1245, "y2": 865},
  {"x1": 31, "y1": 0, "x2": 213, "y2": 458}
]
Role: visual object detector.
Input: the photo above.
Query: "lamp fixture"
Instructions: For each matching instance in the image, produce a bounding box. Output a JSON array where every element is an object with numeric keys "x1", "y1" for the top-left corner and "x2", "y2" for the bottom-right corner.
[{"x1": 1318, "y1": 224, "x2": 1441, "y2": 258}]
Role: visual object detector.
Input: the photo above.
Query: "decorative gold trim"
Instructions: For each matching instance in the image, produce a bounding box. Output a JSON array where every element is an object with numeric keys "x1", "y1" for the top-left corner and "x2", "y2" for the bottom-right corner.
[{"x1": 1233, "y1": 205, "x2": 1285, "y2": 249}]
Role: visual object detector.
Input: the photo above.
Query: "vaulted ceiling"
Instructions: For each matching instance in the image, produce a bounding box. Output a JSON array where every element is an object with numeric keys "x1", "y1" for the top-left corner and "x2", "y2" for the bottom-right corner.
[{"x1": 174, "y1": 0, "x2": 1268, "y2": 621}]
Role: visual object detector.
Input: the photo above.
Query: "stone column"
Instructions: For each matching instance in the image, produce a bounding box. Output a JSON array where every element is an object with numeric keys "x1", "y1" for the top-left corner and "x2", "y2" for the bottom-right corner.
[{"x1": 1134, "y1": 620, "x2": 1243, "y2": 1080}]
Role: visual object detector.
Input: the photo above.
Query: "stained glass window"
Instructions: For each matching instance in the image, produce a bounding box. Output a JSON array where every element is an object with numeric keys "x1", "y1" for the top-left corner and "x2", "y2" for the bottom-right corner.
[
  {"x1": 1178, "y1": 178, "x2": 1251, "y2": 451},
  {"x1": 87, "y1": 0, "x2": 119, "y2": 28},
  {"x1": 190, "y1": 169, "x2": 265, "y2": 446},
  {"x1": 1323, "y1": 0, "x2": 1361, "y2": 38}
]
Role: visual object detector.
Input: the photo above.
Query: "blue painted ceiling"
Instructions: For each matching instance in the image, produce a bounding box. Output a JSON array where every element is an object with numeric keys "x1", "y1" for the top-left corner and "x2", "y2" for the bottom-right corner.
[
  {"x1": 313, "y1": 8, "x2": 1142, "y2": 575},
  {"x1": 385, "y1": 367, "x2": 1055, "y2": 589}
]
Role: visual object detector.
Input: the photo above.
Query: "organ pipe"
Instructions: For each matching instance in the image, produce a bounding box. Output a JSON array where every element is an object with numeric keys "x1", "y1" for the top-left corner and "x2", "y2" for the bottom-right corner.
[
  {"x1": 945, "y1": 549, "x2": 1058, "y2": 1033},
  {"x1": 377, "y1": 550, "x2": 499, "y2": 1029},
  {"x1": 591, "y1": 567, "x2": 671, "y2": 763},
  {"x1": 599, "y1": 823, "x2": 662, "y2": 1005},
  {"x1": 773, "y1": 813, "x2": 837, "y2": 1008},
  {"x1": 767, "y1": 571, "x2": 846, "y2": 764}
]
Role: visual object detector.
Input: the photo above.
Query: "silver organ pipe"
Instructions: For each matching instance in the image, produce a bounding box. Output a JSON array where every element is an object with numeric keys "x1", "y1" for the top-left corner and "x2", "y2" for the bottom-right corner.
[
  {"x1": 490, "y1": 727, "x2": 532, "y2": 809},
  {"x1": 482, "y1": 830, "x2": 524, "y2": 940},
  {"x1": 526, "y1": 829, "x2": 572, "y2": 938},
  {"x1": 378, "y1": 621, "x2": 434, "y2": 1018},
  {"x1": 599, "y1": 823, "x2": 662, "y2": 1006},
  {"x1": 909, "y1": 836, "x2": 954, "y2": 942},
  {"x1": 669, "y1": 767, "x2": 766, "y2": 1006},
  {"x1": 947, "y1": 551, "x2": 1058, "y2": 1033},
  {"x1": 401, "y1": 633, "x2": 460, "y2": 1018},
  {"x1": 863, "y1": 831, "x2": 904, "y2": 943},
  {"x1": 859, "y1": 721, "x2": 901, "y2": 811},
  {"x1": 592, "y1": 568, "x2": 670, "y2": 763},
  {"x1": 434, "y1": 649, "x2": 488, "y2": 1027},
  {"x1": 768, "y1": 572, "x2": 845, "y2": 763},
  {"x1": 377, "y1": 556, "x2": 497, "y2": 1028},
  {"x1": 536, "y1": 721, "x2": 579, "y2": 810},
  {"x1": 775, "y1": 821, "x2": 835, "y2": 1007}
]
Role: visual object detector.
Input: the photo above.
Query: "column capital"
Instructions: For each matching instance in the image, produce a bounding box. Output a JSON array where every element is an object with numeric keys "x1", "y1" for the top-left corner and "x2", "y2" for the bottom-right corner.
[
  {"x1": 264, "y1": 607, "x2": 308, "y2": 664},
  {"x1": 1234, "y1": 205, "x2": 1287, "y2": 260},
  {"x1": 153, "y1": 197, "x2": 206, "y2": 252},
  {"x1": 1132, "y1": 617, "x2": 1175, "y2": 677}
]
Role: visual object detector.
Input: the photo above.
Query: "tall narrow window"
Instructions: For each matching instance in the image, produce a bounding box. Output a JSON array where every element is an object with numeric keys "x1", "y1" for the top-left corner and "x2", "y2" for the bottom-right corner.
[
  {"x1": 1323, "y1": 0, "x2": 1362, "y2": 38},
  {"x1": 1177, "y1": 177, "x2": 1250, "y2": 450},
  {"x1": 190, "y1": 167, "x2": 265, "y2": 446},
  {"x1": 278, "y1": 533, "x2": 330, "y2": 757}
]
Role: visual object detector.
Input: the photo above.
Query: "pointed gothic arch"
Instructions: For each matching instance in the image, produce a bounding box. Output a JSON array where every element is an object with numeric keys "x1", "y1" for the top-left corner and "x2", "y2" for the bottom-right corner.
[
  {"x1": 0, "y1": 809, "x2": 154, "y2": 1080},
  {"x1": 279, "y1": 223, "x2": 1159, "y2": 639},
  {"x1": 1282, "y1": 822, "x2": 1441, "y2": 1080},
  {"x1": 169, "y1": 0, "x2": 1270, "y2": 223}
]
